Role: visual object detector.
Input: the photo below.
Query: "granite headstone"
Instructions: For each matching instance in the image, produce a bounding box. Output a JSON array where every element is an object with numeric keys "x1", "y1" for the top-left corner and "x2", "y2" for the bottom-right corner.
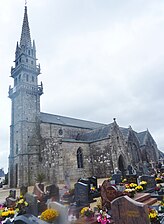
[
  {"x1": 74, "y1": 182, "x2": 90, "y2": 205},
  {"x1": 111, "y1": 195, "x2": 150, "y2": 224},
  {"x1": 141, "y1": 175, "x2": 156, "y2": 189},
  {"x1": 25, "y1": 193, "x2": 38, "y2": 216},
  {"x1": 112, "y1": 174, "x2": 122, "y2": 185}
]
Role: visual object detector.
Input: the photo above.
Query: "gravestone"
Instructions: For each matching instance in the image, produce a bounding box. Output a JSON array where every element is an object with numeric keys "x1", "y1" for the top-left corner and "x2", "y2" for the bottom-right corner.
[
  {"x1": 112, "y1": 173, "x2": 121, "y2": 185},
  {"x1": 33, "y1": 183, "x2": 44, "y2": 201},
  {"x1": 74, "y1": 182, "x2": 90, "y2": 206},
  {"x1": 88, "y1": 176, "x2": 98, "y2": 189},
  {"x1": 20, "y1": 186, "x2": 28, "y2": 196},
  {"x1": 78, "y1": 178, "x2": 90, "y2": 187},
  {"x1": 101, "y1": 180, "x2": 122, "y2": 209},
  {"x1": 48, "y1": 201, "x2": 69, "y2": 224},
  {"x1": 14, "y1": 214, "x2": 48, "y2": 224},
  {"x1": 141, "y1": 175, "x2": 156, "y2": 189},
  {"x1": 111, "y1": 195, "x2": 150, "y2": 224},
  {"x1": 46, "y1": 184, "x2": 59, "y2": 202},
  {"x1": 25, "y1": 193, "x2": 38, "y2": 216},
  {"x1": 126, "y1": 175, "x2": 137, "y2": 184},
  {"x1": 143, "y1": 161, "x2": 149, "y2": 175},
  {"x1": 9, "y1": 189, "x2": 16, "y2": 198},
  {"x1": 127, "y1": 165, "x2": 133, "y2": 175},
  {"x1": 6, "y1": 189, "x2": 17, "y2": 208}
]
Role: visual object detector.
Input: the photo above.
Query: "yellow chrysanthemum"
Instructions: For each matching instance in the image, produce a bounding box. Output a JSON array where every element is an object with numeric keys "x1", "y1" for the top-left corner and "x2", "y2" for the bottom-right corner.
[{"x1": 40, "y1": 209, "x2": 59, "y2": 222}]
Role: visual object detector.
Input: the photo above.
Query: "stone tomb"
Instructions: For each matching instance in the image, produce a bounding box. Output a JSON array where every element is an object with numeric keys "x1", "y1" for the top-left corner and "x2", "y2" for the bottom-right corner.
[
  {"x1": 46, "y1": 184, "x2": 59, "y2": 202},
  {"x1": 112, "y1": 173, "x2": 122, "y2": 185},
  {"x1": 20, "y1": 186, "x2": 28, "y2": 196},
  {"x1": 126, "y1": 174, "x2": 137, "y2": 184},
  {"x1": 111, "y1": 195, "x2": 150, "y2": 224},
  {"x1": 101, "y1": 180, "x2": 122, "y2": 209},
  {"x1": 48, "y1": 201, "x2": 69, "y2": 224},
  {"x1": 74, "y1": 182, "x2": 91, "y2": 206},
  {"x1": 6, "y1": 189, "x2": 17, "y2": 208},
  {"x1": 141, "y1": 175, "x2": 156, "y2": 189},
  {"x1": 25, "y1": 193, "x2": 38, "y2": 217},
  {"x1": 14, "y1": 214, "x2": 47, "y2": 224}
]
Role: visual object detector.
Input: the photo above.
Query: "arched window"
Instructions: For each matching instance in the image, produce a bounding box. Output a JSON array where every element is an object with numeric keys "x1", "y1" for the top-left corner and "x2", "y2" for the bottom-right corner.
[{"x1": 77, "y1": 148, "x2": 83, "y2": 168}]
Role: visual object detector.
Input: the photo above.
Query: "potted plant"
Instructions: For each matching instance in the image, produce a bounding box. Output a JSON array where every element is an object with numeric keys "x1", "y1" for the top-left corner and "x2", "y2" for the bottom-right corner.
[
  {"x1": 135, "y1": 185, "x2": 143, "y2": 192},
  {"x1": 80, "y1": 207, "x2": 94, "y2": 221},
  {"x1": 40, "y1": 208, "x2": 59, "y2": 223},
  {"x1": 148, "y1": 208, "x2": 160, "y2": 224},
  {"x1": 140, "y1": 181, "x2": 147, "y2": 190},
  {"x1": 36, "y1": 173, "x2": 45, "y2": 191}
]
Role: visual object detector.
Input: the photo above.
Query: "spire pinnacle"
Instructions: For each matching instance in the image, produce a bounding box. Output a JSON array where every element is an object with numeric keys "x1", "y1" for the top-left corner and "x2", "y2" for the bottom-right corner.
[{"x1": 20, "y1": 5, "x2": 31, "y2": 48}]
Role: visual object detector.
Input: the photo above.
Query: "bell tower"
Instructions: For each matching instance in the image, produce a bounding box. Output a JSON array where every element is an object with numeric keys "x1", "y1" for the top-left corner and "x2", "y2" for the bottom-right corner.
[{"x1": 8, "y1": 5, "x2": 43, "y2": 187}]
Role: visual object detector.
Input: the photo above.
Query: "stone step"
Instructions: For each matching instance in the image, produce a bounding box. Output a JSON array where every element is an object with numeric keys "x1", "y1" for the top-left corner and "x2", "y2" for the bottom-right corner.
[
  {"x1": 135, "y1": 193, "x2": 151, "y2": 203},
  {"x1": 142, "y1": 197, "x2": 158, "y2": 206}
]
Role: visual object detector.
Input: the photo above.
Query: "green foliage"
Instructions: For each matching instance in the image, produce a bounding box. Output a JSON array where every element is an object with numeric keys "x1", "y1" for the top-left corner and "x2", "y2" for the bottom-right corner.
[{"x1": 36, "y1": 173, "x2": 45, "y2": 184}]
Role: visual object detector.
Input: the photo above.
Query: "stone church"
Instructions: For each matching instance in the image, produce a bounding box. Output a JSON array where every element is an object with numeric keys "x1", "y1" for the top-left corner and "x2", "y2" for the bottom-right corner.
[{"x1": 9, "y1": 6, "x2": 159, "y2": 187}]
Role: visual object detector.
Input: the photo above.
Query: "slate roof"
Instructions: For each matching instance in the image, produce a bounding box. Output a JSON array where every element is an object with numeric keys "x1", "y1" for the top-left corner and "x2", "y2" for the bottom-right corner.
[
  {"x1": 76, "y1": 124, "x2": 112, "y2": 142},
  {"x1": 136, "y1": 131, "x2": 147, "y2": 145},
  {"x1": 40, "y1": 112, "x2": 105, "y2": 130},
  {"x1": 119, "y1": 127, "x2": 129, "y2": 138}
]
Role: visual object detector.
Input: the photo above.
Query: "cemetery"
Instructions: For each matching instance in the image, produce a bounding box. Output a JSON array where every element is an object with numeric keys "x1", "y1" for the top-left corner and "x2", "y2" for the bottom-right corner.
[{"x1": 1, "y1": 165, "x2": 164, "y2": 224}]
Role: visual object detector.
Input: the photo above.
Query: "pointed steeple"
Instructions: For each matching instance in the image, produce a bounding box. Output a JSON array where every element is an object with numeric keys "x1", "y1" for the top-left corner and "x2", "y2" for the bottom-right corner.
[{"x1": 20, "y1": 6, "x2": 31, "y2": 48}]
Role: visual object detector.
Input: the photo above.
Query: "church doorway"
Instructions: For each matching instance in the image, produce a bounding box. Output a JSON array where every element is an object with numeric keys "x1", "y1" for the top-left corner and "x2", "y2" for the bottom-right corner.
[{"x1": 118, "y1": 155, "x2": 126, "y2": 177}]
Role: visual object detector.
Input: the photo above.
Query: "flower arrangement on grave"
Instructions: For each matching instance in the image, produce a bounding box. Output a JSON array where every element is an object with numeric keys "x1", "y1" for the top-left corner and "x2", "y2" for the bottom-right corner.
[
  {"x1": 97, "y1": 210, "x2": 111, "y2": 224},
  {"x1": 135, "y1": 185, "x2": 143, "y2": 192},
  {"x1": 155, "y1": 177, "x2": 163, "y2": 183},
  {"x1": 148, "y1": 208, "x2": 160, "y2": 223},
  {"x1": 125, "y1": 184, "x2": 130, "y2": 189},
  {"x1": 40, "y1": 208, "x2": 59, "y2": 223},
  {"x1": 139, "y1": 181, "x2": 147, "y2": 190},
  {"x1": 0, "y1": 206, "x2": 15, "y2": 223},
  {"x1": 155, "y1": 184, "x2": 161, "y2": 192},
  {"x1": 129, "y1": 183, "x2": 137, "y2": 189},
  {"x1": 124, "y1": 188, "x2": 136, "y2": 197},
  {"x1": 80, "y1": 207, "x2": 94, "y2": 218},
  {"x1": 15, "y1": 195, "x2": 28, "y2": 215},
  {"x1": 96, "y1": 198, "x2": 103, "y2": 211},
  {"x1": 159, "y1": 199, "x2": 164, "y2": 213},
  {"x1": 122, "y1": 178, "x2": 127, "y2": 183}
]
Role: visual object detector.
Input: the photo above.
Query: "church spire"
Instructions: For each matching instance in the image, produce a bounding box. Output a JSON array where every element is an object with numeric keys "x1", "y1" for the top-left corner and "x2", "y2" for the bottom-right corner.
[{"x1": 20, "y1": 6, "x2": 31, "y2": 48}]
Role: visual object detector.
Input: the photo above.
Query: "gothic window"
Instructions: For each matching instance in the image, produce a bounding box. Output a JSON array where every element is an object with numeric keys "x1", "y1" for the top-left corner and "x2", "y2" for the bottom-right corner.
[
  {"x1": 31, "y1": 60, "x2": 33, "y2": 65},
  {"x1": 58, "y1": 128, "x2": 63, "y2": 136},
  {"x1": 26, "y1": 58, "x2": 28, "y2": 63},
  {"x1": 28, "y1": 50, "x2": 30, "y2": 55},
  {"x1": 32, "y1": 76, "x2": 34, "y2": 82},
  {"x1": 77, "y1": 147, "x2": 84, "y2": 168}
]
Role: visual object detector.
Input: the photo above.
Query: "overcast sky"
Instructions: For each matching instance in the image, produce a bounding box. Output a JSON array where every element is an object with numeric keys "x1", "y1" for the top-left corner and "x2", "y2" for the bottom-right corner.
[{"x1": 0, "y1": 0, "x2": 164, "y2": 172}]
